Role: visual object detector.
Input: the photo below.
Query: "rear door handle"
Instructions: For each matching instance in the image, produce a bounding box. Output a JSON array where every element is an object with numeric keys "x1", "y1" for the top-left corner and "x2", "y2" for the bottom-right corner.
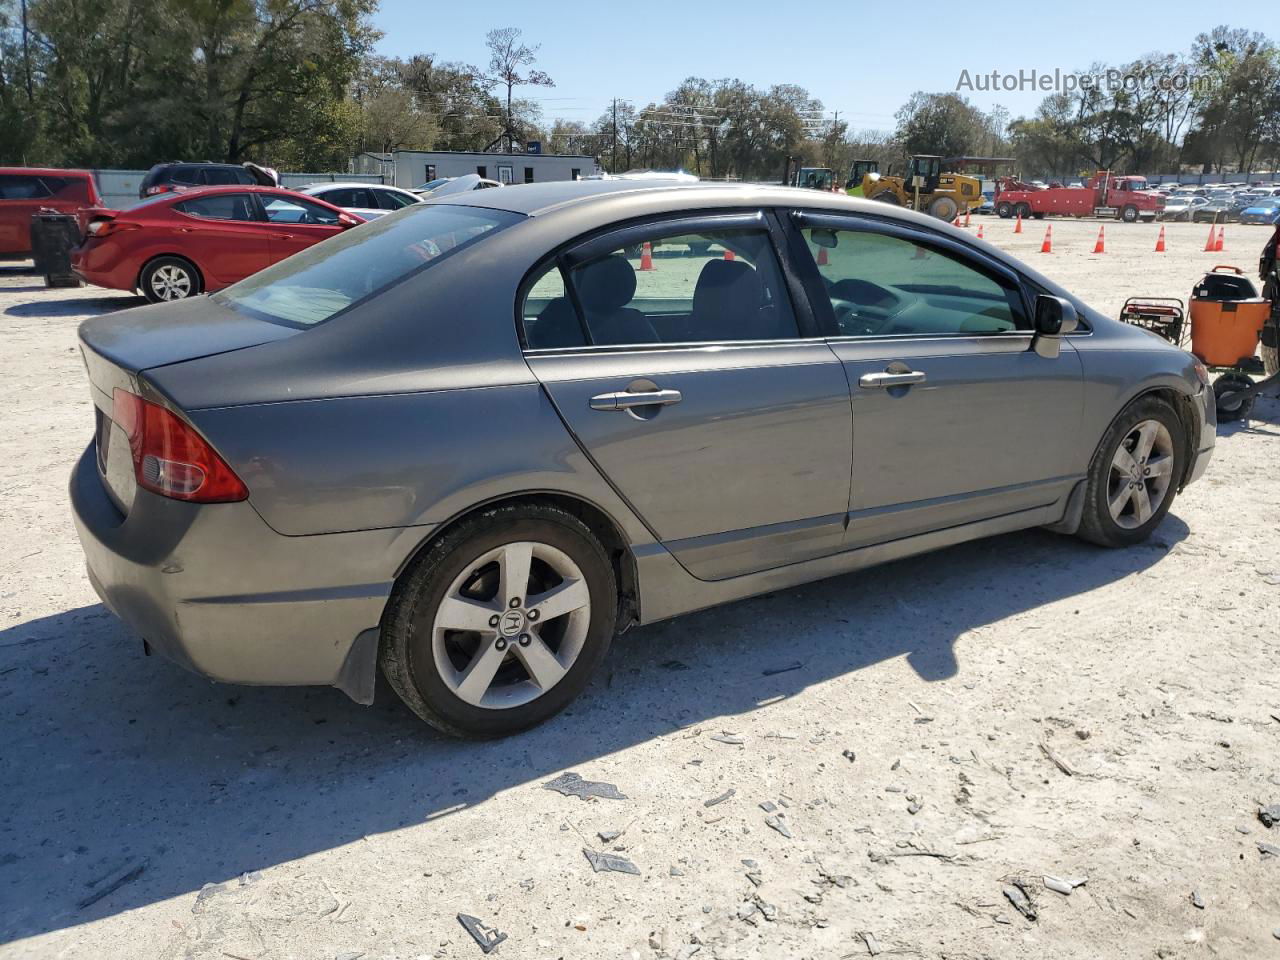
[
  {"x1": 274, "y1": 233, "x2": 294, "y2": 240},
  {"x1": 590, "y1": 388, "x2": 683, "y2": 411},
  {"x1": 858, "y1": 370, "x2": 927, "y2": 388}
]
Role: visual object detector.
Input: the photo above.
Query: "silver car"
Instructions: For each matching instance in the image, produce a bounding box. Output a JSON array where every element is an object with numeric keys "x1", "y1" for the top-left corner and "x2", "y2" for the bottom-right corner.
[
  {"x1": 71, "y1": 181, "x2": 1216, "y2": 738},
  {"x1": 298, "y1": 182, "x2": 422, "y2": 221}
]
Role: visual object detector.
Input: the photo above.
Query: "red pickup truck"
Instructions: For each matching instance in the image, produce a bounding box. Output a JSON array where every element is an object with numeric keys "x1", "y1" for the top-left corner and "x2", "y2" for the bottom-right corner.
[
  {"x1": 995, "y1": 173, "x2": 1164, "y2": 223},
  {"x1": 0, "y1": 167, "x2": 102, "y2": 259}
]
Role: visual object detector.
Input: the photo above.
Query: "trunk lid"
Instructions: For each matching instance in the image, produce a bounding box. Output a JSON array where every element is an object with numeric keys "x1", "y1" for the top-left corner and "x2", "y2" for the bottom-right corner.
[{"x1": 79, "y1": 296, "x2": 297, "y2": 513}]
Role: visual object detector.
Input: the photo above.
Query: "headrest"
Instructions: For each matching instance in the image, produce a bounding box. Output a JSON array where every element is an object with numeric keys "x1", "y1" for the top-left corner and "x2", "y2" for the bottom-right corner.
[
  {"x1": 694, "y1": 258, "x2": 757, "y2": 300},
  {"x1": 577, "y1": 254, "x2": 637, "y2": 312}
]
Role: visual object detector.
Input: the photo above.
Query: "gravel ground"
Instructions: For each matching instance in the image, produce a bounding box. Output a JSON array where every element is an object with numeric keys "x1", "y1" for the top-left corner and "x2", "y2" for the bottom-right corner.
[{"x1": 2, "y1": 217, "x2": 1279, "y2": 960}]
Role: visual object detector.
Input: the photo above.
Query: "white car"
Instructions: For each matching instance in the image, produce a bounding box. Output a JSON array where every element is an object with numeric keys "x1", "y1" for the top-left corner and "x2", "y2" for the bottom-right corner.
[
  {"x1": 1161, "y1": 196, "x2": 1207, "y2": 221},
  {"x1": 411, "y1": 176, "x2": 503, "y2": 196},
  {"x1": 298, "y1": 182, "x2": 422, "y2": 220}
]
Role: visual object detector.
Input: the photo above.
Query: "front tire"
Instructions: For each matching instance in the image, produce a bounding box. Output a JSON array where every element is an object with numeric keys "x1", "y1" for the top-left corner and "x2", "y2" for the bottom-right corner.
[
  {"x1": 380, "y1": 503, "x2": 617, "y2": 738},
  {"x1": 996, "y1": 201, "x2": 1013, "y2": 218},
  {"x1": 141, "y1": 256, "x2": 201, "y2": 303},
  {"x1": 1077, "y1": 397, "x2": 1186, "y2": 548},
  {"x1": 927, "y1": 196, "x2": 959, "y2": 221},
  {"x1": 1122, "y1": 205, "x2": 1139, "y2": 223}
]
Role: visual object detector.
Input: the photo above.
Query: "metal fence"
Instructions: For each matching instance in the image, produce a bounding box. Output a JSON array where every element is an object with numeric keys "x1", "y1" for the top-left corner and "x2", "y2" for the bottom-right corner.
[{"x1": 89, "y1": 169, "x2": 384, "y2": 210}]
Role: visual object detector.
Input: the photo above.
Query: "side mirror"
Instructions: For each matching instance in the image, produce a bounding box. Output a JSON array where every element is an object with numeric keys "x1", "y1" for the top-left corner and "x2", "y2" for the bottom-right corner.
[
  {"x1": 1032, "y1": 294, "x2": 1078, "y2": 359},
  {"x1": 337, "y1": 213, "x2": 360, "y2": 229}
]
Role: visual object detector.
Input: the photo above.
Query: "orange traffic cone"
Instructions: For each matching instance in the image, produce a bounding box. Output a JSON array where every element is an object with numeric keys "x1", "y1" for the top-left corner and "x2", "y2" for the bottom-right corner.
[
  {"x1": 639, "y1": 241, "x2": 654, "y2": 271},
  {"x1": 1040, "y1": 224, "x2": 1053, "y2": 254},
  {"x1": 952, "y1": 214, "x2": 961, "y2": 227},
  {"x1": 1093, "y1": 225, "x2": 1106, "y2": 254},
  {"x1": 1203, "y1": 222, "x2": 1216, "y2": 252},
  {"x1": 1154, "y1": 225, "x2": 1166, "y2": 253},
  {"x1": 816, "y1": 245, "x2": 829, "y2": 266},
  {"x1": 1214, "y1": 226, "x2": 1224, "y2": 252},
  {"x1": 1014, "y1": 213, "x2": 1023, "y2": 234},
  {"x1": 976, "y1": 223, "x2": 984, "y2": 239},
  {"x1": 723, "y1": 248, "x2": 735, "y2": 261},
  {"x1": 963, "y1": 210, "x2": 971, "y2": 228}
]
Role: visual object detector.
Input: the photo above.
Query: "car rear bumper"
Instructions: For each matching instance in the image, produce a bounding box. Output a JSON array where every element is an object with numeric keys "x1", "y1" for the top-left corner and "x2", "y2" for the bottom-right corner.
[
  {"x1": 69, "y1": 444, "x2": 405, "y2": 689},
  {"x1": 70, "y1": 242, "x2": 138, "y2": 292}
]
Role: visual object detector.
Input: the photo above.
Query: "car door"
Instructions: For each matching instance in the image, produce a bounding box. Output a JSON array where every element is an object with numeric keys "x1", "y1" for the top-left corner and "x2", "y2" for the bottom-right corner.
[
  {"x1": 170, "y1": 192, "x2": 273, "y2": 285},
  {"x1": 521, "y1": 212, "x2": 853, "y2": 581},
  {"x1": 0, "y1": 173, "x2": 50, "y2": 256},
  {"x1": 259, "y1": 193, "x2": 346, "y2": 262},
  {"x1": 788, "y1": 211, "x2": 1084, "y2": 549}
]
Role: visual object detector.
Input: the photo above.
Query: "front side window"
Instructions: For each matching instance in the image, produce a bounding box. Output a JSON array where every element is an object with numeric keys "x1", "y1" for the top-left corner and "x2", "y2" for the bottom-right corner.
[
  {"x1": 374, "y1": 189, "x2": 416, "y2": 210},
  {"x1": 262, "y1": 195, "x2": 343, "y2": 225},
  {"x1": 218, "y1": 203, "x2": 522, "y2": 327},
  {"x1": 522, "y1": 227, "x2": 799, "y2": 349},
  {"x1": 176, "y1": 193, "x2": 257, "y2": 221},
  {"x1": 799, "y1": 226, "x2": 1025, "y2": 337}
]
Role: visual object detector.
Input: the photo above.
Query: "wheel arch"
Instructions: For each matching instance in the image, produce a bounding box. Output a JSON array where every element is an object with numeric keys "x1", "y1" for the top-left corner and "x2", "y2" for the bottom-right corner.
[
  {"x1": 137, "y1": 252, "x2": 204, "y2": 294},
  {"x1": 1105, "y1": 384, "x2": 1200, "y2": 491},
  {"x1": 390, "y1": 490, "x2": 642, "y2": 631}
]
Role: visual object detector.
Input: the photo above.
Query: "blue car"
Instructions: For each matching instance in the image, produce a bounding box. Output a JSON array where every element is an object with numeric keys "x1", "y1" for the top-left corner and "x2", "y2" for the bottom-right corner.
[{"x1": 1240, "y1": 198, "x2": 1280, "y2": 225}]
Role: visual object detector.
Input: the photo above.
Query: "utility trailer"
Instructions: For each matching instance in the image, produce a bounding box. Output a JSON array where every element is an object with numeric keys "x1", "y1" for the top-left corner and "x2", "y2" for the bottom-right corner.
[{"x1": 995, "y1": 172, "x2": 1164, "y2": 223}]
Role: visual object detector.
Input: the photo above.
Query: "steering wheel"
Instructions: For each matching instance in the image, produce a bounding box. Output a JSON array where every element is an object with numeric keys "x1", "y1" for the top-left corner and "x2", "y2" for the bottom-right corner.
[{"x1": 827, "y1": 278, "x2": 904, "y2": 336}]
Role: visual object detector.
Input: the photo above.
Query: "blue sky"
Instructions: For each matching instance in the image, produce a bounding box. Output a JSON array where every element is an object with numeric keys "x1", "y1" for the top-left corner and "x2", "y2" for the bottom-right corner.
[{"x1": 372, "y1": 1, "x2": 1236, "y2": 133}]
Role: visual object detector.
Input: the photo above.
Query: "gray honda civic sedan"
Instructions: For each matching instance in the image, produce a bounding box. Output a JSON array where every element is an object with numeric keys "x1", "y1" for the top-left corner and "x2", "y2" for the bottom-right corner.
[{"x1": 72, "y1": 180, "x2": 1215, "y2": 737}]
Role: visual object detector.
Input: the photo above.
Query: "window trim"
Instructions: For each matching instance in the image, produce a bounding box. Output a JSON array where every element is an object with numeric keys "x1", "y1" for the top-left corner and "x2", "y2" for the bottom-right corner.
[
  {"x1": 517, "y1": 208, "x2": 822, "y2": 353},
  {"x1": 787, "y1": 210, "x2": 1035, "y2": 340}
]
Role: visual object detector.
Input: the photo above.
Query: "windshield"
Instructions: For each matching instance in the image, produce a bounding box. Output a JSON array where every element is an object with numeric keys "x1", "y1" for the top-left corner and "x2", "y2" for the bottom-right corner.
[{"x1": 216, "y1": 203, "x2": 522, "y2": 327}]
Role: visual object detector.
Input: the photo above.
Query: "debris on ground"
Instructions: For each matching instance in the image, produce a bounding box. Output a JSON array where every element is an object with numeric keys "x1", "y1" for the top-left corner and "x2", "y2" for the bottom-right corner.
[
  {"x1": 583, "y1": 847, "x2": 641, "y2": 876},
  {"x1": 762, "y1": 661, "x2": 802, "y2": 676},
  {"x1": 78, "y1": 858, "x2": 148, "y2": 910},
  {"x1": 710, "y1": 733, "x2": 745, "y2": 746},
  {"x1": 457, "y1": 913, "x2": 508, "y2": 954},
  {"x1": 764, "y1": 814, "x2": 793, "y2": 839},
  {"x1": 759, "y1": 801, "x2": 778, "y2": 813},
  {"x1": 907, "y1": 801, "x2": 922, "y2": 815},
  {"x1": 1190, "y1": 890, "x2": 1204, "y2": 909},
  {"x1": 598, "y1": 829, "x2": 623, "y2": 843},
  {"x1": 703, "y1": 788, "x2": 735, "y2": 808},
  {"x1": 1257, "y1": 841, "x2": 1280, "y2": 858},
  {"x1": 1003, "y1": 883, "x2": 1037, "y2": 921},
  {"x1": 842, "y1": 749, "x2": 856, "y2": 762},
  {"x1": 543, "y1": 771, "x2": 628, "y2": 801},
  {"x1": 1043, "y1": 874, "x2": 1087, "y2": 895},
  {"x1": 1038, "y1": 741, "x2": 1076, "y2": 777},
  {"x1": 1258, "y1": 804, "x2": 1280, "y2": 828},
  {"x1": 860, "y1": 930, "x2": 883, "y2": 955}
]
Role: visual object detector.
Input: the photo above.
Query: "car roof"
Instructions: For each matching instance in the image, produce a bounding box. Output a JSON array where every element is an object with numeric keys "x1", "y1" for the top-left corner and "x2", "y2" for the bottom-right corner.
[
  {"x1": 301, "y1": 182, "x2": 408, "y2": 192},
  {"x1": 0, "y1": 166, "x2": 94, "y2": 177}
]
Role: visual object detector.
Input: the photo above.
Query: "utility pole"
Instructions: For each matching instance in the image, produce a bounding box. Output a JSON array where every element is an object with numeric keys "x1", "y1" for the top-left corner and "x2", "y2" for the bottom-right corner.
[
  {"x1": 611, "y1": 98, "x2": 618, "y2": 174},
  {"x1": 21, "y1": 0, "x2": 34, "y2": 102}
]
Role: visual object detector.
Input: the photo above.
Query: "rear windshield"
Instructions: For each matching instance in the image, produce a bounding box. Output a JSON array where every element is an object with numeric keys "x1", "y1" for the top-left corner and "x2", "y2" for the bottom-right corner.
[{"x1": 216, "y1": 203, "x2": 522, "y2": 328}]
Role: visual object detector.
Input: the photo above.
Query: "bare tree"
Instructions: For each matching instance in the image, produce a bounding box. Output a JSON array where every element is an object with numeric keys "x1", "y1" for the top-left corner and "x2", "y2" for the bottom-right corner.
[{"x1": 478, "y1": 27, "x2": 552, "y2": 152}]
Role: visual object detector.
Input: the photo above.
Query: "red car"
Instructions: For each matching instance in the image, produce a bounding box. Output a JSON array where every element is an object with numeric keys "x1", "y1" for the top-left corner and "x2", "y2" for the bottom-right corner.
[
  {"x1": 71, "y1": 186, "x2": 363, "y2": 303},
  {"x1": 0, "y1": 167, "x2": 102, "y2": 259}
]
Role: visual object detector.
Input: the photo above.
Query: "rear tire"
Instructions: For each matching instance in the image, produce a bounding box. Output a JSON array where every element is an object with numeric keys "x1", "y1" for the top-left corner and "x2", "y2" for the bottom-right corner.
[
  {"x1": 140, "y1": 256, "x2": 201, "y2": 303},
  {"x1": 1015, "y1": 204, "x2": 1032, "y2": 219},
  {"x1": 871, "y1": 191, "x2": 901, "y2": 206},
  {"x1": 380, "y1": 503, "x2": 617, "y2": 738},
  {"x1": 927, "y1": 196, "x2": 958, "y2": 221},
  {"x1": 996, "y1": 202, "x2": 1012, "y2": 218},
  {"x1": 1077, "y1": 397, "x2": 1186, "y2": 548}
]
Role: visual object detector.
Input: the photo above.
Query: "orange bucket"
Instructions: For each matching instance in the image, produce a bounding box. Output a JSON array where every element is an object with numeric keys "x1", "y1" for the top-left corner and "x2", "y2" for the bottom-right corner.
[{"x1": 1188, "y1": 266, "x2": 1269, "y2": 367}]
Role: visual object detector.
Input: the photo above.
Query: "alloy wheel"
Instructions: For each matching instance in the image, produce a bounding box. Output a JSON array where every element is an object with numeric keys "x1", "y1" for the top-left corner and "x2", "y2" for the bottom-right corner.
[
  {"x1": 1107, "y1": 419, "x2": 1175, "y2": 529},
  {"x1": 431, "y1": 540, "x2": 591, "y2": 709},
  {"x1": 150, "y1": 264, "x2": 192, "y2": 300}
]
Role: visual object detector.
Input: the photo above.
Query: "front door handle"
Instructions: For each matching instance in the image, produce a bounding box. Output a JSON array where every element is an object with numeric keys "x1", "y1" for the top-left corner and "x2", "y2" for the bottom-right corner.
[
  {"x1": 858, "y1": 370, "x2": 927, "y2": 389},
  {"x1": 590, "y1": 388, "x2": 683, "y2": 411},
  {"x1": 274, "y1": 233, "x2": 295, "y2": 240}
]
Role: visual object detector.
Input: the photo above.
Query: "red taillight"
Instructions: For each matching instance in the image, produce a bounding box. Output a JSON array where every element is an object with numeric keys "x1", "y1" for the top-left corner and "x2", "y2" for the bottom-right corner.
[
  {"x1": 112, "y1": 389, "x2": 248, "y2": 503},
  {"x1": 86, "y1": 220, "x2": 138, "y2": 238}
]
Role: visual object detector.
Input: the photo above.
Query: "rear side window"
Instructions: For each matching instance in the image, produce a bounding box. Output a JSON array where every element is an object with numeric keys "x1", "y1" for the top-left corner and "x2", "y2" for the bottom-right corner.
[
  {"x1": 523, "y1": 227, "x2": 799, "y2": 349},
  {"x1": 200, "y1": 167, "x2": 248, "y2": 186},
  {"x1": 176, "y1": 193, "x2": 257, "y2": 221},
  {"x1": 217, "y1": 204, "x2": 522, "y2": 327},
  {"x1": 262, "y1": 195, "x2": 342, "y2": 225},
  {"x1": 0, "y1": 174, "x2": 49, "y2": 199},
  {"x1": 315, "y1": 187, "x2": 371, "y2": 208}
]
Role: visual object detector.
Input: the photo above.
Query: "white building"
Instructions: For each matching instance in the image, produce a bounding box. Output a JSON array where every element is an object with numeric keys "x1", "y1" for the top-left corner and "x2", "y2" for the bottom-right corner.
[{"x1": 353, "y1": 150, "x2": 600, "y2": 189}]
